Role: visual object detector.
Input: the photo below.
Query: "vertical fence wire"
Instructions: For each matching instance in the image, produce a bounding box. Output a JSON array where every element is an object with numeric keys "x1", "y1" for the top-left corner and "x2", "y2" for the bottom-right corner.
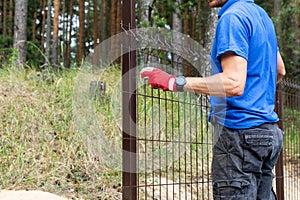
[
  {"x1": 123, "y1": 47, "x2": 300, "y2": 200},
  {"x1": 121, "y1": 3, "x2": 299, "y2": 199},
  {"x1": 135, "y1": 48, "x2": 213, "y2": 199},
  {"x1": 280, "y1": 79, "x2": 300, "y2": 200},
  {"x1": 124, "y1": 57, "x2": 300, "y2": 200}
]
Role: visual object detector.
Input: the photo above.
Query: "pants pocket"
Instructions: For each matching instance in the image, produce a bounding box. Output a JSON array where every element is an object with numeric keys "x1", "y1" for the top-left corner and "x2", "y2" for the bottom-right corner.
[
  {"x1": 242, "y1": 130, "x2": 273, "y2": 172},
  {"x1": 213, "y1": 179, "x2": 251, "y2": 199}
]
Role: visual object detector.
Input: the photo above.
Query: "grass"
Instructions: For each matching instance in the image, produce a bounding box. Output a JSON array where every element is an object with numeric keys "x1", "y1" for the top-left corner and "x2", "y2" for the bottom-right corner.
[
  {"x1": 284, "y1": 108, "x2": 300, "y2": 155},
  {"x1": 0, "y1": 65, "x2": 213, "y2": 199},
  {"x1": 0, "y1": 67, "x2": 122, "y2": 199},
  {"x1": 2, "y1": 65, "x2": 298, "y2": 199},
  {"x1": 0, "y1": 63, "x2": 251, "y2": 200}
]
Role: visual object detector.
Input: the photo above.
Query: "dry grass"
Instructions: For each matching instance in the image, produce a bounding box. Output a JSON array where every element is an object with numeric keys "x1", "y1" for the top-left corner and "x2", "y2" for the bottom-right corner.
[{"x1": 0, "y1": 67, "x2": 122, "y2": 200}]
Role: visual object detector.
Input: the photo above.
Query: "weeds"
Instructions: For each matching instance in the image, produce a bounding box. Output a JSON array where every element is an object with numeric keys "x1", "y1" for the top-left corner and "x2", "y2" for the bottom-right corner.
[
  {"x1": 0, "y1": 67, "x2": 122, "y2": 199},
  {"x1": 2, "y1": 65, "x2": 298, "y2": 199}
]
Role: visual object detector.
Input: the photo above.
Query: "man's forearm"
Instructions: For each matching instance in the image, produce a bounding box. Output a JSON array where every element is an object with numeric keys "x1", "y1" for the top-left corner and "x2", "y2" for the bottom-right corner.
[{"x1": 183, "y1": 73, "x2": 244, "y2": 97}]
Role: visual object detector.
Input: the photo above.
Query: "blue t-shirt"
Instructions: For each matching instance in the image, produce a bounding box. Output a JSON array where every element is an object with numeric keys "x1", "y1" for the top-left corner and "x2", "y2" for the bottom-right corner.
[{"x1": 209, "y1": 0, "x2": 279, "y2": 129}]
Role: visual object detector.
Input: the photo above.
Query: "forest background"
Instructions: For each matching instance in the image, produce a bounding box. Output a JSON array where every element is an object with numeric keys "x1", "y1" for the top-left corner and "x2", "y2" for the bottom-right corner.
[
  {"x1": 0, "y1": 0, "x2": 300, "y2": 199},
  {"x1": 0, "y1": 0, "x2": 299, "y2": 79}
]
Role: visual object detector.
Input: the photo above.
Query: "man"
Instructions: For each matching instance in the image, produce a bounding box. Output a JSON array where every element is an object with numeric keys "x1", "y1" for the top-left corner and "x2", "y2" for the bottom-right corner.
[{"x1": 141, "y1": 0, "x2": 286, "y2": 199}]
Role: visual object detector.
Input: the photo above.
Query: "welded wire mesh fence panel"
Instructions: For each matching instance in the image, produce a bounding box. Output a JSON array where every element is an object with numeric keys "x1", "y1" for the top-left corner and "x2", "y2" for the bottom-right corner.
[
  {"x1": 280, "y1": 78, "x2": 300, "y2": 200},
  {"x1": 136, "y1": 49, "x2": 213, "y2": 200},
  {"x1": 121, "y1": 2, "x2": 299, "y2": 199}
]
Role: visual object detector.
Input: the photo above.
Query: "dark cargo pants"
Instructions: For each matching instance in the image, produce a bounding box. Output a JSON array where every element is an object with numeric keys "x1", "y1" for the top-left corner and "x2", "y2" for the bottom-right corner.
[{"x1": 212, "y1": 123, "x2": 283, "y2": 200}]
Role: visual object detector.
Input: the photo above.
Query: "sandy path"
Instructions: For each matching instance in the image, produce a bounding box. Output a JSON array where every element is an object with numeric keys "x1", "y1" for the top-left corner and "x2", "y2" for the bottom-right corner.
[{"x1": 0, "y1": 190, "x2": 69, "y2": 200}]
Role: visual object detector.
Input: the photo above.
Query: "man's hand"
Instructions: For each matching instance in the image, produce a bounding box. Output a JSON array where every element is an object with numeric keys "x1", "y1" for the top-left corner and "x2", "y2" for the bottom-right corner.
[{"x1": 140, "y1": 67, "x2": 177, "y2": 92}]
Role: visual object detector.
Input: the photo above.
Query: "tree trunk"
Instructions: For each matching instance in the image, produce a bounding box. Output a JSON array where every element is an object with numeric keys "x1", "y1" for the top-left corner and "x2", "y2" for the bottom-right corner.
[
  {"x1": 109, "y1": 0, "x2": 118, "y2": 63},
  {"x1": 204, "y1": 7, "x2": 219, "y2": 76},
  {"x1": 197, "y1": 0, "x2": 209, "y2": 44},
  {"x1": 172, "y1": 0, "x2": 183, "y2": 75},
  {"x1": 139, "y1": 0, "x2": 155, "y2": 64},
  {"x1": 0, "y1": 1, "x2": 2, "y2": 34},
  {"x1": 183, "y1": 7, "x2": 191, "y2": 76},
  {"x1": 172, "y1": 0, "x2": 182, "y2": 33},
  {"x1": 61, "y1": 0, "x2": 66, "y2": 66},
  {"x1": 8, "y1": 0, "x2": 13, "y2": 36},
  {"x1": 77, "y1": 0, "x2": 85, "y2": 65},
  {"x1": 116, "y1": 0, "x2": 121, "y2": 34},
  {"x1": 13, "y1": 0, "x2": 28, "y2": 68},
  {"x1": 87, "y1": 1, "x2": 91, "y2": 46},
  {"x1": 93, "y1": 0, "x2": 98, "y2": 48},
  {"x1": 296, "y1": 3, "x2": 300, "y2": 49},
  {"x1": 274, "y1": 0, "x2": 281, "y2": 36},
  {"x1": 32, "y1": 7, "x2": 37, "y2": 43},
  {"x1": 205, "y1": 8, "x2": 218, "y2": 50},
  {"x1": 40, "y1": 0, "x2": 47, "y2": 53},
  {"x1": 52, "y1": 0, "x2": 60, "y2": 66},
  {"x1": 115, "y1": 0, "x2": 122, "y2": 63},
  {"x1": 110, "y1": 0, "x2": 117, "y2": 37},
  {"x1": 197, "y1": 0, "x2": 202, "y2": 43},
  {"x1": 191, "y1": 5, "x2": 196, "y2": 40},
  {"x1": 183, "y1": 9, "x2": 189, "y2": 42},
  {"x1": 65, "y1": 0, "x2": 73, "y2": 68},
  {"x1": 45, "y1": 0, "x2": 52, "y2": 65},
  {"x1": 140, "y1": 0, "x2": 154, "y2": 24},
  {"x1": 99, "y1": 0, "x2": 108, "y2": 42},
  {"x1": 3, "y1": 0, "x2": 7, "y2": 36}
]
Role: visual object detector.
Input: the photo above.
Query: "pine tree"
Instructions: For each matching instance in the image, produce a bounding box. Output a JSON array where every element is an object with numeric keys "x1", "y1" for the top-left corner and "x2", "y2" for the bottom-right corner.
[
  {"x1": 52, "y1": 0, "x2": 60, "y2": 66},
  {"x1": 13, "y1": 0, "x2": 28, "y2": 68}
]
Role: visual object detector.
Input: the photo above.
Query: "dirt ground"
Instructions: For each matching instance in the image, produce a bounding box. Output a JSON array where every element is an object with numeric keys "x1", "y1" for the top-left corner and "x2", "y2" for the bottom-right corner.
[{"x1": 0, "y1": 190, "x2": 70, "y2": 200}]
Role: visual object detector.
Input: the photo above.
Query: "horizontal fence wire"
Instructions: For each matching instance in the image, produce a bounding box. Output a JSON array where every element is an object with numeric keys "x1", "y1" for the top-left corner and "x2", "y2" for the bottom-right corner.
[
  {"x1": 136, "y1": 49, "x2": 213, "y2": 199},
  {"x1": 280, "y1": 78, "x2": 300, "y2": 199},
  {"x1": 125, "y1": 44, "x2": 300, "y2": 199}
]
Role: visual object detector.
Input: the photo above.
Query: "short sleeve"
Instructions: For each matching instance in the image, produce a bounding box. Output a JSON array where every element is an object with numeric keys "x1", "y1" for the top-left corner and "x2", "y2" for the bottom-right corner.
[{"x1": 215, "y1": 13, "x2": 250, "y2": 61}]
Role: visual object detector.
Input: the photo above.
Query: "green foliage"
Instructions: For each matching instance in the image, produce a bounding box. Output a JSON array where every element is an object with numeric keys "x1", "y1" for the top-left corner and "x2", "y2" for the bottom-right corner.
[
  {"x1": 277, "y1": 2, "x2": 300, "y2": 80},
  {"x1": 0, "y1": 48, "x2": 13, "y2": 68},
  {"x1": 2, "y1": 0, "x2": 298, "y2": 75},
  {"x1": 256, "y1": 0, "x2": 300, "y2": 81},
  {"x1": 255, "y1": 0, "x2": 274, "y2": 15},
  {"x1": 0, "y1": 41, "x2": 48, "y2": 70},
  {"x1": 26, "y1": 41, "x2": 48, "y2": 68},
  {"x1": 140, "y1": 21, "x2": 151, "y2": 28},
  {"x1": 0, "y1": 36, "x2": 14, "y2": 68},
  {"x1": 153, "y1": 16, "x2": 168, "y2": 28},
  {"x1": 179, "y1": 0, "x2": 197, "y2": 12},
  {"x1": 0, "y1": 48, "x2": 19, "y2": 69},
  {"x1": 0, "y1": 35, "x2": 13, "y2": 48},
  {"x1": 149, "y1": 0, "x2": 174, "y2": 27}
]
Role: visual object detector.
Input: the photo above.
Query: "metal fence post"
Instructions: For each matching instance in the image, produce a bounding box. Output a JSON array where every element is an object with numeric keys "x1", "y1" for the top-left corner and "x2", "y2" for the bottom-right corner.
[
  {"x1": 275, "y1": 84, "x2": 285, "y2": 200},
  {"x1": 122, "y1": 0, "x2": 137, "y2": 200}
]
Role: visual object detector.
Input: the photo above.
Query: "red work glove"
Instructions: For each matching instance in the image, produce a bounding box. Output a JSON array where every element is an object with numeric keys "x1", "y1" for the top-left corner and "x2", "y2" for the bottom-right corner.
[{"x1": 140, "y1": 67, "x2": 177, "y2": 92}]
